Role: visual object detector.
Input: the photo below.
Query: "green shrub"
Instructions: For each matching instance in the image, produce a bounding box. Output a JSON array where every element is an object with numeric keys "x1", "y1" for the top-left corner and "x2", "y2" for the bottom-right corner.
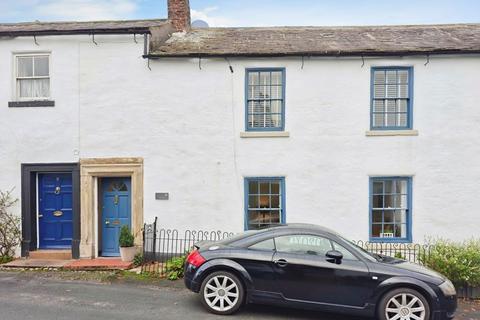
[
  {"x1": 420, "y1": 239, "x2": 480, "y2": 287},
  {"x1": 0, "y1": 256, "x2": 13, "y2": 264},
  {"x1": 0, "y1": 189, "x2": 20, "y2": 259},
  {"x1": 133, "y1": 253, "x2": 144, "y2": 267},
  {"x1": 394, "y1": 252, "x2": 406, "y2": 260},
  {"x1": 165, "y1": 255, "x2": 187, "y2": 280},
  {"x1": 119, "y1": 225, "x2": 134, "y2": 247}
]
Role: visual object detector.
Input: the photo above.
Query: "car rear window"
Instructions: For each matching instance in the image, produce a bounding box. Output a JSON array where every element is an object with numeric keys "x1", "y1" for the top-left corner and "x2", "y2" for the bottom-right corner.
[
  {"x1": 219, "y1": 229, "x2": 269, "y2": 245},
  {"x1": 248, "y1": 238, "x2": 275, "y2": 251}
]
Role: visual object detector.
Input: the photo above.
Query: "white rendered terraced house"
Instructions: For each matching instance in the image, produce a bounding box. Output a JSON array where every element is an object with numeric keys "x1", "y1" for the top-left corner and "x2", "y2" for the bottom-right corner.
[{"x1": 0, "y1": 0, "x2": 479, "y2": 259}]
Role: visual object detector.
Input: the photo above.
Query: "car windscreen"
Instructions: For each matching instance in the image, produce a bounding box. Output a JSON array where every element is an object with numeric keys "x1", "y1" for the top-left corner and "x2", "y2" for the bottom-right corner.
[{"x1": 338, "y1": 237, "x2": 380, "y2": 262}]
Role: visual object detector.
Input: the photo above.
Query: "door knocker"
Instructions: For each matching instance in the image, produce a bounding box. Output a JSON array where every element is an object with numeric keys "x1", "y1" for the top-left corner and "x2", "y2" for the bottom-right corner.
[
  {"x1": 54, "y1": 186, "x2": 61, "y2": 195},
  {"x1": 114, "y1": 195, "x2": 119, "y2": 205}
]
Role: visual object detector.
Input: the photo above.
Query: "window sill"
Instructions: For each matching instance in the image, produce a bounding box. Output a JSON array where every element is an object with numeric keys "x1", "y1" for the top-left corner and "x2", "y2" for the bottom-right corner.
[
  {"x1": 369, "y1": 238, "x2": 412, "y2": 244},
  {"x1": 8, "y1": 100, "x2": 55, "y2": 108},
  {"x1": 365, "y1": 130, "x2": 418, "y2": 137},
  {"x1": 240, "y1": 131, "x2": 290, "y2": 138}
]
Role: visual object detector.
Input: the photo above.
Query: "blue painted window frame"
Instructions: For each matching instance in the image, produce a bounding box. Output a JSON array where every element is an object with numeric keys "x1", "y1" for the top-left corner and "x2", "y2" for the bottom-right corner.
[
  {"x1": 369, "y1": 177, "x2": 412, "y2": 243},
  {"x1": 370, "y1": 66, "x2": 414, "y2": 130},
  {"x1": 244, "y1": 177, "x2": 286, "y2": 230},
  {"x1": 245, "y1": 68, "x2": 286, "y2": 131}
]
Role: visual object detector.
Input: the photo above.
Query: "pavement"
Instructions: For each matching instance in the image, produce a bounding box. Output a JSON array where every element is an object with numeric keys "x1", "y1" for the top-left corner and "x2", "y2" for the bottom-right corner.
[{"x1": 0, "y1": 271, "x2": 478, "y2": 320}]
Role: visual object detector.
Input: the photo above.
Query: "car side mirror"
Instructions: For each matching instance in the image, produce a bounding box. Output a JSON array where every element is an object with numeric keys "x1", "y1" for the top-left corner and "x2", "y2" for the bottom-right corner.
[{"x1": 326, "y1": 250, "x2": 343, "y2": 264}]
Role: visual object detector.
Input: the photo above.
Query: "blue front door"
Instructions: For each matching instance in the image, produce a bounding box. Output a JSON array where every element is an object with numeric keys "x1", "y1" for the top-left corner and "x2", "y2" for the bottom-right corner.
[
  {"x1": 101, "y1": 177, "x2": 131, "y2": 257},
  {"x1": 38, "y1": 173, "x2": 73, "y2": 249}
]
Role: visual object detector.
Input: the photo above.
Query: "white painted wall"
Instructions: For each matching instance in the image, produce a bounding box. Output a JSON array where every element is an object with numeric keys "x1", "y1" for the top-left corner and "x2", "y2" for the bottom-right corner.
[{"x1": 1, "y1": 34, "x2": 479, "y2": 243}]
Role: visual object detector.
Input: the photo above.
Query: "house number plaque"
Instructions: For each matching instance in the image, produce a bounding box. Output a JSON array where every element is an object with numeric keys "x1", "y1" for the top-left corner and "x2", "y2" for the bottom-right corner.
[{"x1": 155, "y1": 192, "x2": 169, "y2": 200}]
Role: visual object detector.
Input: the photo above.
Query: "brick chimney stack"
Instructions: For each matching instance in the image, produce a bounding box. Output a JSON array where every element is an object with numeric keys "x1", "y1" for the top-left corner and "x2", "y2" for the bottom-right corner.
[{"x1": 168, "y1": 0, "x2": 191, "y2": 32}]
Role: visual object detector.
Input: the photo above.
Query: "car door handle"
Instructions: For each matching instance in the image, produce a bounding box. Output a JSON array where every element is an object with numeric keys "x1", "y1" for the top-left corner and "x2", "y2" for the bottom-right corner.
[{"x1": 274, "y1": 259, "x2": 288, "y2": 267}]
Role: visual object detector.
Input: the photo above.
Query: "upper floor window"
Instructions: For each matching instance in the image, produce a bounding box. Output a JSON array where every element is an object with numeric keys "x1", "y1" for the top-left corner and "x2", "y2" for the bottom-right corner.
[
  {"x1": 15, "y1": 54, "x2": 50, "y2": 100},
  {"x1": 246, "y1": 68, "x2": 285, "y2": 131},
  {"x1": 370, "y1": 177, "x2": 412, "y2": 242},
  {"x1": 371, "y1": 67, "x2": 412, "y2": 130},
  {"x1": 245, "y1": 177, "x2": 285, "y2": 230}
]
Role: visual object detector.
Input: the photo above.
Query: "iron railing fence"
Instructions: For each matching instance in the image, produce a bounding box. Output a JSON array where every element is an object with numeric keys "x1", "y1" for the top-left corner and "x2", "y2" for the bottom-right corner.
[
  {"x1": 141, "y1": 218, "x2": 234, "y2": 274},
  {"x1": 142, "y1": 220, "x2": 434, "y2": 275},
  {"x1": 351, "y1": 240, "x2": 434, "y2": 265}
]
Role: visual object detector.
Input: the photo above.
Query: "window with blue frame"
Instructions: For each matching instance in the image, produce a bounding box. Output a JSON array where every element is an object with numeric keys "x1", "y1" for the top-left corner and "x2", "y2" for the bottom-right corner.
[
  {"x1": 370, "y1": 177, "x2": 412, "y2": 242},
  {"x1": 245, "y1": 177, "x2": 285, "y2": 230},
  {"x1": 246, "y1": 68, "x2": 285, "y2": 131},
  {"x1": 371, "y1": 67, "x2": 413, "y2": 130}
]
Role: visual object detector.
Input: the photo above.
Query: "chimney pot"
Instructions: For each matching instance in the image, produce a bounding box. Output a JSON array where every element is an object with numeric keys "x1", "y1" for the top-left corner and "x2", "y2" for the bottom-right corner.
[{"x1": 168, "y1": 0, "x2": 191, "y2": 32}]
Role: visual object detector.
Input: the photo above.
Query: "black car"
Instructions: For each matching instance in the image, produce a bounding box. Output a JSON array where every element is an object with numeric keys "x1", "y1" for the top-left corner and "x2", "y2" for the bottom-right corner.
[{"x1": 184, "y1": 224, "x2": 457, "y2": 320}]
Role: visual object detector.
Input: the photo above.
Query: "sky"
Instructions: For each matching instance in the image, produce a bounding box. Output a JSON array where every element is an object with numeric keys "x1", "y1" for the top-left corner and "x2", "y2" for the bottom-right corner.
[{"x1": 1, "y1": 0, "x2": 479, "y2": 26}]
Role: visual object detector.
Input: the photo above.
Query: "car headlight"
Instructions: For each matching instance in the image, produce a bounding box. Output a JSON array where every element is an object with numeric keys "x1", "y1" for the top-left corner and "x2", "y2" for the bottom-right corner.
[{"x1": 439, "y1": 279, "x2": 456, "y2": 296}]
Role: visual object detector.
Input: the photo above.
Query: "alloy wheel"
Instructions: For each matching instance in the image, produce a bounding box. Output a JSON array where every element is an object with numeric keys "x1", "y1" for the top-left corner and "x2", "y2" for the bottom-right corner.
[
  {"x1": 203, "y1": 275, "x2": 240, "y2": 312},
  {"x1": 385, "y1": 293, "x2": 426, "y2": 320}
]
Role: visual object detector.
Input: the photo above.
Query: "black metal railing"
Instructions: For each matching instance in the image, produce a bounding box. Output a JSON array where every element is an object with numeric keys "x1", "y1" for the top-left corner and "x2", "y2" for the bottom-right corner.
[
  {"x1": 141, "y1": 218, "x2": 234, "y2": 274},
  {"x1": 352, "y1": 240, "x2": 434, "y2": 265},
  {"x1": 142, "y1": 220, "x2": 433, "y2": 275}
]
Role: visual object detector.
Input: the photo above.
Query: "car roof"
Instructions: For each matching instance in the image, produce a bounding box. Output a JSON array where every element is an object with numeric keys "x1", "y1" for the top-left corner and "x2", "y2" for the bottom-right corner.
[
  {"x1": 268, "y1": 223, "x2": 340, "y2": 236},
  {"x1": 222, "y1": 223, "x2": 341, "y2": 247}
]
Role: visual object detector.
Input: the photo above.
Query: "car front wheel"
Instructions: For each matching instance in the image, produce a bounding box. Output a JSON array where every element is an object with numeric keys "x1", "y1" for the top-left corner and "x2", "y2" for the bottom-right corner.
[
  {"x1": 200, "y1": 271, "x2": 244, "y2": 315},
  {"x1": 379, "y1": 288, "x2": 431, "y2": 320}
]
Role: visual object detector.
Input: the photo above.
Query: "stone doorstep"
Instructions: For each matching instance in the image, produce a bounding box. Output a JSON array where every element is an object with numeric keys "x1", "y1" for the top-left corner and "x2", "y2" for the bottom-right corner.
[
  {"x1": 2, "y1": 259, "x2": 71, "y2": 269},
  {"x1": 29, "y1": 250, "x2": 72, "y2": 260}
]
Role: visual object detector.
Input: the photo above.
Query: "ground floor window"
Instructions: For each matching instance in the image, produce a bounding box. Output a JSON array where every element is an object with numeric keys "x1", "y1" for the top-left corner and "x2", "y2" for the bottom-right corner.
[
  {"x1": 245, "y1": 177, "x2": 285, "y2": 230},
  {"x1": 370, "y1": 177, "x2": 412, "y2": 242}
]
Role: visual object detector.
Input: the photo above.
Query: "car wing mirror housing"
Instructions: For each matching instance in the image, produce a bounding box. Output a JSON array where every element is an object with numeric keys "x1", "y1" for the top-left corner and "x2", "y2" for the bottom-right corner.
[{"x1": 326, "y1": 250, "x2": 343, "y2": 264}]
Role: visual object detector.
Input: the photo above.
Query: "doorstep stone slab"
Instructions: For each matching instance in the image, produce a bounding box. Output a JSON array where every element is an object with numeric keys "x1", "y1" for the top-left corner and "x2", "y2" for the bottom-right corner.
[{"x1": 2, "y1": 259, "x2": 71, "y2": 268}]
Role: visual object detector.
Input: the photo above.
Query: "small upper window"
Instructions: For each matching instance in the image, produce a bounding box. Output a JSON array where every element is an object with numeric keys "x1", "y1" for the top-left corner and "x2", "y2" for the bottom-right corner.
[
  {"x1": 248, "y1": 238, "x2": 275, "y2": 251},
  {"x1": 371, "y1": 67, "x2": 412, "y2": 130},
  {"x1": 246, "y1": 68, "x2": 285, "y2": 131},
  {"x1": 275, "y1": 235, "x2": 333, "y2": 256},
  {"x1": 107, "y1": 181, "x2": 128, "y2": 192},
  {"x1": 15, "y1": 54, "x2": 50, "y2": 100}
]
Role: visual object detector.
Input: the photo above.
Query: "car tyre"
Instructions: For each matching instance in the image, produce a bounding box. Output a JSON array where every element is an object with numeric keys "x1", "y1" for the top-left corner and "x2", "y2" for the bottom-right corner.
[
  {"x1": 200, "y1": 271, "x2": 244, "y2": 315},
  {"x1": 378, "y1": 287, "x2": 431, "y2": 320}
]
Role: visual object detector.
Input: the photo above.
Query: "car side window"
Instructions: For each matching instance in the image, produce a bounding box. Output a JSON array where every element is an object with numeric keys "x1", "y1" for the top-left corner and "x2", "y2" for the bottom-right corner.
[
  {"x1": 332, "y1": 241, "x2": 358, "y2": 261},
  {"x1": 248, "y1": 238, "x2": 275, "y2": 251},
  {"x1": 275, "y1": 234, "x2": 333, "y2": 256}
]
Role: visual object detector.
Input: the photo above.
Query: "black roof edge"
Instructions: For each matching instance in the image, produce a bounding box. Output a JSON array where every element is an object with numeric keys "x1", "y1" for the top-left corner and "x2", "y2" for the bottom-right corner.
[
  {"x1": 0, "y1": 28, "x2": 153, "y2": 37},
  {"x1": 143, "y1": 49, "x2": 480, "y2": 59}
]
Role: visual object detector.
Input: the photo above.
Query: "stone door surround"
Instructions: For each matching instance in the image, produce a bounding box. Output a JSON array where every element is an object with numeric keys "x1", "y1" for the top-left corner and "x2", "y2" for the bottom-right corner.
[{"x1": 80, "y1": 158, "x2": 143, "y2": 258}]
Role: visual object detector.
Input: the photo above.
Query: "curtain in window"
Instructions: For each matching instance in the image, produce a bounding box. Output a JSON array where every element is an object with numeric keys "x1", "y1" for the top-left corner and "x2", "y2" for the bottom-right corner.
[{"x1": 18, "y1": 79, "x2": 50, "y2": 98}]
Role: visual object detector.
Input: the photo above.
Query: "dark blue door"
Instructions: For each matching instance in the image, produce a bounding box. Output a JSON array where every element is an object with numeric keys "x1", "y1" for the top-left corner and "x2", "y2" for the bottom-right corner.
[
  {"x1": 101, "y1": 178, "x2": 131, "y2": 257},
  {"x1": 38, "y1": 173, "x2": 73, "y2": 249}
]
